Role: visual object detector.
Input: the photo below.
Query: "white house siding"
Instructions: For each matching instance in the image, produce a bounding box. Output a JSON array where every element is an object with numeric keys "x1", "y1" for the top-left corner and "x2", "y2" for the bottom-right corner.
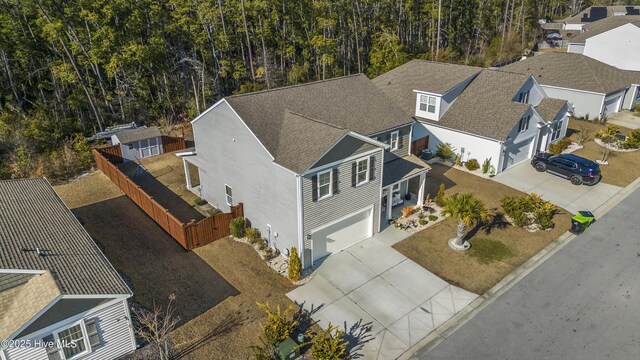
[
  {"x1": 192, "y1": 101, "x2": 299, "y2": 253},
  {"x1": 582, "y1": 24, "x2": 640, "y2": 71},
  {"x1": 517, "y1": 78, "x2": 547, "y2": 105},
  {"x1": 301, "y1": 149, "x2": 383, "y2": 267},
  {"x1": 567, "y1": 43, "x2": 585, "y2": 53},
  {"x1": 623, "y1": 85, "x2": 640, "y2": 109},
  {"x1": 603, "y1": 90, "x2": 625, "y2": 117},
  {"x1": 4, "y1": 299, "x2": 134, "y2": 360},
  {"x1": 416, "y1": 122, "x2": 503, "y2": 172},
  {"x1": 541, "y1": 86, "x2": 604, "y2": 119}
]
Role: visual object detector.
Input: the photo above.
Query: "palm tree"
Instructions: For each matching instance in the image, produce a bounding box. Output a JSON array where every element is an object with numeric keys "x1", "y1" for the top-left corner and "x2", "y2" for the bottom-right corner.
[{"x1": 442, "y1": 192, "x2": 493, "y2": 250}]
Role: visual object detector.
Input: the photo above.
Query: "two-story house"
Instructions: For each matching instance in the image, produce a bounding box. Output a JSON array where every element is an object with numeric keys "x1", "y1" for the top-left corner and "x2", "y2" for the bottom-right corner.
[
  {"x1": 373, "y1": 60, "x2": 571, "y2": 173},
  {"x1": 0, "y1": 178, "x2": 136, "y2": 360},
  {"x1": 181, "y1": 75, "x2": 430, "y2": 268}
]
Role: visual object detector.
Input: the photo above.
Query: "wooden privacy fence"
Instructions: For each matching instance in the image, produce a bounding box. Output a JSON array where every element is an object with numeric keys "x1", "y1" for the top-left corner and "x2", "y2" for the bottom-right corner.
[
  {"x1": 162, "y1": 135, "x2": 186, "y2": 153},
  {"x1": 411, "y1": 136, "x2": 429, "y2": 157},
  {"x1": 93, "y1": 148, "x2": 243, "y2": 250},
  {"x1": 97, "y1": 144, "x2": 124, "y2": 164}
]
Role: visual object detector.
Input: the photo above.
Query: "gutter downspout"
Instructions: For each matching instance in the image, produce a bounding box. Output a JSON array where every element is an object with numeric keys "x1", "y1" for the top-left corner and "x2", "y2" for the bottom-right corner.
[{"x1": 296, "y1": 174, "x2": 305, "y2": 268}]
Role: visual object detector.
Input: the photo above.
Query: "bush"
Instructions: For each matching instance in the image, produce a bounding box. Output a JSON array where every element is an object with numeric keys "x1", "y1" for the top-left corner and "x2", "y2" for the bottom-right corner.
[
  {"x1": 481, "y1": 158, "x2": 491, "y2": 174},
  {"x1": 229, "y1": 217, "x2": 246, "y2": 238},
  {"x1": 454, "y1": 154, "x2": 461, "y2": 167},
  {"x1": 465, "y1": 158, "x2": 480, "y2": 171},
  {"x1": 257, "y1": 238, "x2": 266, "y2": 250},
  {"x1": 500, "y1": 193, "x2": 558, "y2": 230},
  {"x1": 634, "y1": 103, "x2": 640, "y2": 113},
  {"x1": 622, "y1": 129, "x2": 640, "y2": 149},
  {"x1": 435, "y1": 143, "x2": 455, "y2": 161},
  {"x1": 428, "y1": 215, "x2": 438, "y2": 221},
  {"x1": 246, "y1": 228, "x2": 261, "y2": 244},
  {"x1": 263, "y1": 247, "x2": 275, "y2": 260},
  {"x1": 307, "y1": 323, "x2": 349, "y2": 360},
  {"x1": 418, "y1": 219, "x2": 427, "y2": 225},
  {"x1": 256, "y1": 302, "x2": 298, "y2": 346},
  {"x1": 401, "y1": 206, "x2": 416, "y2": 217},
  {"x1": 548, "y1": 137, "x2": 572, "y2": 154},
  {"x1": 288, "y1": 247, "x2": 302, "y2": 281},
  {"x1": 194, "y1": 198, "x2": 208, "y2": 206},
  {"x1": 435, "y1": 183, "x2": 446, "y2": 207},
  {"x1": 595, "y1": 125, "x2": 620, "y2": 144}
]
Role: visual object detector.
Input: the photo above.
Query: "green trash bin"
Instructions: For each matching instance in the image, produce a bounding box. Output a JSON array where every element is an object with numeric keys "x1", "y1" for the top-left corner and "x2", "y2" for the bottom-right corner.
[
  {"x1": 570, "y1": 211, "x2": 595, "y2": 234},
  {"x1": 277, "y1": 338, "x2": 300, "y2": 360}
]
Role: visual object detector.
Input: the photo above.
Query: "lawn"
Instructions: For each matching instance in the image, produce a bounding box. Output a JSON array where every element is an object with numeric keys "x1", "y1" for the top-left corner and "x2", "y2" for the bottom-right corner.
[
  {"x1": 393, "y1": 164, "x2": 572, "y2": 295},
  {"x1": 567, "y1": 118, "x2": 640, "y2": 187}
]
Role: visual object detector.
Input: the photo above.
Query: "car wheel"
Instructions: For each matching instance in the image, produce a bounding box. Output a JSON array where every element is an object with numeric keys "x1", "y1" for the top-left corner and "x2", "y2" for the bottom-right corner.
[
  {"x1": 534, "y1": 162, "x2": 546, "y2": 172},
  {"x1": 570, "y1": 175, "x2": 582, "y2": 185}
]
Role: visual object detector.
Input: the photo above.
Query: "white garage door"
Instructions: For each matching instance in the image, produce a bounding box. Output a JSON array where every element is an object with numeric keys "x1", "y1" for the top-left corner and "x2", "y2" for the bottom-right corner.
[
  {"x1": 603, "y1": 95, "x2": 621, "y2": 117},
  {"x1": 502, "y1": 138, "x2": 533, "y2": 171},
  {"x1": 311, "y1": 207, "x2": 373, "y2": 263}
]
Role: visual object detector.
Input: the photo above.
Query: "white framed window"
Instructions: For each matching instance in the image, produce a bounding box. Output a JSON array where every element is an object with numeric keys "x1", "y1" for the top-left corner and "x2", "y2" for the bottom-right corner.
[
  {"x1": 419, "y1": 94, "x2": 437, "y2": 113},
  {"x1": 518, "y1": 90, "x2": 530, "y2": 103},
  {"x1": 317, "y1": 169, "x2": 332, "y2": 200},
  {"x1": 355, "y1": 157, "x2": 369, "y2": 186},
  {"x1": 225, "y1": 184, "x2": 233, "y2": 205},
  {"x1": 551, "y1": 120, "x2": 563, "y2": 141},
  {"x1": 390, "y1": 131, "x2": 399, "y2": 151},
  {"x1": 518, "y1": 115, "x2": 530, "y2": 132},
  {"x1": 45, "y1": 321, "x2": 90, "y2": 360}
]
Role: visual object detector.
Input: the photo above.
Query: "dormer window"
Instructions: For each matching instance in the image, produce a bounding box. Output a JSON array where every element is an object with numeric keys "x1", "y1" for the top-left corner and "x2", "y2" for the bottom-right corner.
[
  {"x1": 419, "y1": 94, "x2": 437, "y2": 113},
  {"x1": 518, "y1": 115, "x2": 530, "y2": 132},
  {"x1": 518, "y1": 91, "x2": 530, "y2": 104}
]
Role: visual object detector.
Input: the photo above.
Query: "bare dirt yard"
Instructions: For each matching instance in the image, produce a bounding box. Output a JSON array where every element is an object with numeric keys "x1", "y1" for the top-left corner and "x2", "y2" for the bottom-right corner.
[
  {"x1": 567, "y1": 118, "x2": 640, "y2": 187},
  {"x1": 393, "y1": 164, "x2": 572, "y2": 295},
  {"x1": 55, "y1": 171, "x2": 296, "y2": 358}
]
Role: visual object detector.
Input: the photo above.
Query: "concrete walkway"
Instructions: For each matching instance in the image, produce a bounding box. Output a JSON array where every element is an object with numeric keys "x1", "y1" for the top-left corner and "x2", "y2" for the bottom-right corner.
[
  {"x1": 493, "y1": 161, "x2": 622, "y2": 214},
  {"x1": 287, "y1": 227, "x2": 477, "y2": 359},
  {"x1": 607, "y1": 110, "x2": 640, "y2": 129}
]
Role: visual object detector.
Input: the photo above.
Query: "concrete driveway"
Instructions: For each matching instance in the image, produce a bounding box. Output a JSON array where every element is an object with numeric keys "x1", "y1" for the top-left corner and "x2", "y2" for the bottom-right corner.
[
  {"x1": 494, "y1": 161, "x2": 622, "y2": 214},
  {"x1": 607, "y1": 110, "x2": 640, "y2": 129},
  {"x1": 287, "y1": 228, "x2": 477, "y2": 359}
]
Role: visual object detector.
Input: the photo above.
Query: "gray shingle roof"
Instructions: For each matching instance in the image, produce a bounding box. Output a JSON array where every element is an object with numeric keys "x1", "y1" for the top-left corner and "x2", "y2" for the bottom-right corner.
[
  {"x1": 535, "y1": 98, "x2": 569, "y2": 122},
  {"x1": 225, "y1": 74, "x2": 409, "y2": 173},
  {"x1": 502, "y1": 53, "x2": 640, "y2": 94},
  {"x1": 569, "y1": 16, "x2": 640, "y2": 43},
  {"x1": 563, "y1": 6, "x2": 640, "y2": 23},
  {"x1": 113, "y1": 126, "x2": 162, "y2": 144},
  {"x1": 382, "y1": 155, "x2": 430, "y2": 187},
  {"x1": 372, "y1": 60, "x2": 482, "y2": 116},
  {"x1": 419, "y1": 69, "x2": 530, "y2": 141},
  {"x1": 0, "y1": 178, "x2": 131, "y2": 296}
]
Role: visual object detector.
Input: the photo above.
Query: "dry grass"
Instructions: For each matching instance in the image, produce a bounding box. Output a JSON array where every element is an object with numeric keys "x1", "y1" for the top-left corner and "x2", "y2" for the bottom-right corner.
[
  {"x1": 567, "y1": 118, "x2": 640, "y2": 187},
  {"x1": 393, "y1": 164, "x2": 572, "y2": 295},
  {"x1": 54, "y1": 170, "x2": 123, "y2": 208}
]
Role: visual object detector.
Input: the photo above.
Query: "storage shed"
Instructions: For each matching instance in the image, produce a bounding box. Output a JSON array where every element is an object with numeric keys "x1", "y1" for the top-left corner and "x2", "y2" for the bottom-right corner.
[{"x1": 112, "y1": 126, "x2": 163, "y2": 162}]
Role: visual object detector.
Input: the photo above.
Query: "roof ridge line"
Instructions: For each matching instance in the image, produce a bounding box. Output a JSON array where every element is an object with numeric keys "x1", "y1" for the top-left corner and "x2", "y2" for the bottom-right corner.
[
  {"x1": 226, "y1": 74, "x2": 365, "y2": 99},
  {"x1": 581, "y1": 55, "x2": 608, "y2": 92},
  {"x1": 285, "y1": 110, "x2": 347, "y2": 131}
]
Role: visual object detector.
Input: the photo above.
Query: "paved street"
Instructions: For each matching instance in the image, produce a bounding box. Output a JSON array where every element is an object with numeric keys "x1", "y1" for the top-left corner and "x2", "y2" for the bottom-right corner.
[{"x1": 413, "y1": 187, "x2": 640, "y2": 360}]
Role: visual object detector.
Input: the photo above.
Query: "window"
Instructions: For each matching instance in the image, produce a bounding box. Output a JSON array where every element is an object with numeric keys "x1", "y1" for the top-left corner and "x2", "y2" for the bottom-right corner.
[
  {"x1": 317, "y1": 170, "x2": 332, "y2": 200},
  {"x1": 390, "y1": 131, "x2": 399, "y2": 151},
  {"x1": 356, "y1": 157, "x2": 369, "y2": 185},
  {"x1": 518, "y1": 90, "x2": 530, "y2": 103},
  {"x1": 225, "y1": 185, "x2": 233, "y2": 205},
  {"x1": 57, "y1": 324, "x2": 87, "y2": 359},
  {"x1": 551, "y1": 120, "x2": 563, "y2": 141},
  {"x1": 419, "y1": 94, "x2": 437, "y2": 113},
  {"x1": 518, "y1": 115, "x2": 530, "y2": 132}
]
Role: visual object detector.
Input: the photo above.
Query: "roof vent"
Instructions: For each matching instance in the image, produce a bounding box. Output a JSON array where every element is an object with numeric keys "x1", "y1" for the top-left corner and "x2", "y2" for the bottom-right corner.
[{"x1": 21, "y1": 247, "x2": 49, "y2": 257}]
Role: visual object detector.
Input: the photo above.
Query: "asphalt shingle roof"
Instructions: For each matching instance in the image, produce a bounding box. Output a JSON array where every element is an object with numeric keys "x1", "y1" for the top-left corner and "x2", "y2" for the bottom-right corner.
[
  {"x1": 225, "y1": 74, "x2": 409, "y2": 173},
  {"x1": 372, "y1": 59, "x2": 482, "y2": 117},
  {"x1": 0, "y1": 178, "x2": 131, "y2": 296},
  {"x1": 535, "y1": 98, "x2": 569, "y2": 122},
  {"x1": 113, "y1": 126, "x2": 162, "y2": 144},
  {"x1": 570, "y1": 16, "x2": 640, "y2": 43},
  {"x1": 502, "y1": 53, "x2": 640, "y2": 94},
  {"x1": 563, "y1": 6, "x2": 640, "y2": 23},
  {"x1": 382, "y1": 155, "x2": 430, "y2": 187}
]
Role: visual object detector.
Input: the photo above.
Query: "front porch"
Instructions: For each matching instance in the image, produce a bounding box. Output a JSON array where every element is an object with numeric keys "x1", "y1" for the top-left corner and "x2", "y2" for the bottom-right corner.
[{"x1": 380, "y1": 155, "x2": 430, "y2": 229}]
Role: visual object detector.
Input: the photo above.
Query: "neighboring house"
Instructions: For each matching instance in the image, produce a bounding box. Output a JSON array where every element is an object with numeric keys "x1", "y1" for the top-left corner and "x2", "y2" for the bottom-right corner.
[
  {"x1": 0, "y1": 178, "x2": 135, "y2": 360},
  {"x1": 547, "y1": 5, "x2": 640, "y2": 31},
  {"x1": 111, "y1": 127, "x2": 163, "y2": 162},
  {"x1": 373, "y1": 60, "x2": 570, "y2": 174},
  {"x1": 183, "y1": 75, "x2": 430, "y2": 267},
  {"x1": 502, "y1": 53, "x2": 640, "y2": 119},
  {"x1": 566, "y1": 17, "x2": 640, "y2": 71}
]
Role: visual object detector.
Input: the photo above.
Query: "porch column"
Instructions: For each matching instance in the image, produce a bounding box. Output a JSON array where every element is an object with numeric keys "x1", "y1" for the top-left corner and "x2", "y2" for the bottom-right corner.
[
  {"x1": 386, "y1": 186, "x2": 393, "y2": 220},
  {"x1": 417, "y1": 173, "x2": 426, "y2": 207},
  {"x1": 182, "y1": 157, "x2": 192, "y2": 189}
]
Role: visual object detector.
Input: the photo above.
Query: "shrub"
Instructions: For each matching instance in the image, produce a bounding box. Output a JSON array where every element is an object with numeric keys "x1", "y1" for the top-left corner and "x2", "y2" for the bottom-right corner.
[
  {"x1": 246, "y1": 228, "x2": 261, "y2": 244},
  {"x1": 428, "y1": 215, "x2": 438, "y2": 221},
  {"x1": 194, "y1": 198, "x2": 207, "y2": 206},
  {"x1": 465, "y1": 158, "x2": 480, "y2": 171},
  {"x1": 454, "y1": 154, "x2": 461, "y2": 167},
  {"x1": 500, "y1": 193, "x2": 558, "y2": 229},
  {"x1": 229, "y1": 217, "x2": 246, "y2": 238},
  {"x1": 256, "y1": 302, "x2": 298, "y2": 346},
  {"x1": 622, "y1": 129, "x2": 640, "y2": 149},
  {"x1": 435, "y1": 143, "x2": 455, "y2": 161},
  {"x1": 548, "y1": 137, "x2": 572, "y2": 154},
  {"x1": 257, "y1": 238, "x2": 266, "y2": 250},
  {"x1": 263, "y1": 247, "x2": 275, "y2": 260},
  {"x1": 307, "y1": 323, "x2": 349, "y2": 360},
  {"x1": 288, "y1": 247, "x2": 302, "y2": 281},
  {"x1": 481, "y1": 158, "x2": 491, "y2": 174},
  {"x1": 401, "y1": 206, "x2": 416, "y2": 217},
  {"x1": 418, "y1": 219, "x2": 427, "y2": 225},
  {"x1": 595, "y1": 125, "x2": 620, "y2": 144},
  {"x1": 435, "y1": 183, "x2": 446, "y2": 207},
  {"x1": 634, "y1": 103, "x2": 640, "y2": 113}
]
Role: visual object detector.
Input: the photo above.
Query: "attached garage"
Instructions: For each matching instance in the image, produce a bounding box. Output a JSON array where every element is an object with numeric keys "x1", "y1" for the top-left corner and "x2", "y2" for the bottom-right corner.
[
  {"x1": 311, "y1": 206, "x2": 373, "y2": 263},
  {"x1": 502, "y1": 137, "x2": 534, "y2": 171},
  {"x1": 603, "y1": 94, "x2": 622, "y2": 117}
]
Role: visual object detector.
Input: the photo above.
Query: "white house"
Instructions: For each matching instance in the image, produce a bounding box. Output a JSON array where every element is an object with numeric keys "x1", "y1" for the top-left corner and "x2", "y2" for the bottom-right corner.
[
  {"x1": 558, "y1": 6, "x2": 640, "y2": 31},
  {"x1": 373, "y1": 60, "x2": 570, "y2": 174},
  {"x1": 0, "y1": 178, "x2": 136, "y2": 360}
]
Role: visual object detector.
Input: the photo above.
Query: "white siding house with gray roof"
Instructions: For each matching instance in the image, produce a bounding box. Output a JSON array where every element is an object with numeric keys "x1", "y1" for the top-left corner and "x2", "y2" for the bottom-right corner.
[{"x1": 0, "y1": 178, "x2": 135, "y2": 360}]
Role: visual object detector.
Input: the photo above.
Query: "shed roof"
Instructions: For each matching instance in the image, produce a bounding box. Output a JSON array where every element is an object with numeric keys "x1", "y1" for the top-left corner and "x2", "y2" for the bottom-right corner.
[
  {"x1": 569, "y1": 16, "x2": 640, "y2": 43},
  {"x1": 0, "y1": 178, "x2": 131, "y2": 296},
  {"x1": 535, "y1": 98, "x2": 569, "y2": 122},
  {"x1": 502, "y1": 53, "x2": 640, "y2": 94},
  {"x1": 113, "y1": 126, "x2": 162, "y2": 144}
]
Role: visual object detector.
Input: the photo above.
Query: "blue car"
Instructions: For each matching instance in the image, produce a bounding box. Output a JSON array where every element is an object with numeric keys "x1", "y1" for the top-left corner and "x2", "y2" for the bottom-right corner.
[{"x1": 531, "y1": 153, "x2": 602, "y2": 185}]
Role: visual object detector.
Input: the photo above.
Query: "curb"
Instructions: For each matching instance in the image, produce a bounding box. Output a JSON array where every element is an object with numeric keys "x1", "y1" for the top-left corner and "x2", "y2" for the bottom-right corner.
[{"x1": 399, "y1": 176, "x2": 640, "y2": 359}]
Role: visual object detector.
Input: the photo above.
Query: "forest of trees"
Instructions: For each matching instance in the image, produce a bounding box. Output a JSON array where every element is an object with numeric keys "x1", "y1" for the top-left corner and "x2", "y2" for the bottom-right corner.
[{"x1": 0, "y1": 0, "x2": 638, "y2": 181}]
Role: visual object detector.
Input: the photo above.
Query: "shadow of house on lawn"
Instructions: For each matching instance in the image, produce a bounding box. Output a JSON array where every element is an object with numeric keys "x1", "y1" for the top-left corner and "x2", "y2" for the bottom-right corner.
[
  {"x1": 425, "y1": 163, "x2": 458, "y2": 198},
  {"x1": 73, "y1": 195, "x2": 239, "y2": 325}
]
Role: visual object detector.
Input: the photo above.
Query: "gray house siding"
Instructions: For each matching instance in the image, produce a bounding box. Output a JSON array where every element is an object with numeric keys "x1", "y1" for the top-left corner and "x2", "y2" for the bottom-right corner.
[
  {"x1": 440, "y1": 76, "x2": 477, "y2": 116},
  {"x1": 541, "y1": 86, "x2": 604, "y2": 119},
  {"x1": 192, "y1": 101, "x2": 299, "y2": 253},
  {"x1": 312, "y1": 136, "x2": 377, "y2": 168},
  {"x1": 516, "y1": 77, "x2": 546, "y2": 105},
  {"x1": 370, "y1": 124, "x2": 411, "y2": 162},
  {"x1": 499, "y1": 108, "x2": 542, "y2": 171},
  {"x1": 623, "y1": 84, "x2": 640, "y2": 110},
  {"x1": 301, "y1": 149, "x2": 383, "y2": 267}
]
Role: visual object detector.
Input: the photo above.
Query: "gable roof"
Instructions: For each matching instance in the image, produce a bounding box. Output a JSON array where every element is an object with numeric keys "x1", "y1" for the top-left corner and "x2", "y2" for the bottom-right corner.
[
  {"x1": 535, "y1": 98, "x2": 569, "y2": 122},
  {"x1": 563, "y1": 6, "x2": 640, "y2": 24},
  {"x1": 419, "y1": 69, "x2": 530, "y2": 141},
  {"x1": 502, "y1": 53, "x2": 640, "y2": 94},
  {"x1": 0, "y1": 178, "x2": 131, "y2": 296},
  {"x1": 113, "y1": 126, "x2": 162, "y2": 144},
  {"x1": 570, "y1": 16, "x2": 640, "y2": 43},
  {"x1": 224, "y1": 74, "x2": 409, "y2": 173},
  {"x1": 371, "y1": 59, "x2": 482, "y2": 116}
]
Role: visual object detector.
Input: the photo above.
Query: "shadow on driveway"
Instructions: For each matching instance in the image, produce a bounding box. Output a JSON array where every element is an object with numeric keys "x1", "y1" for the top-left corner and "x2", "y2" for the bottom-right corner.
[{"x1": 73, "y1": 196, "x2": 238, "y2": 325}]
